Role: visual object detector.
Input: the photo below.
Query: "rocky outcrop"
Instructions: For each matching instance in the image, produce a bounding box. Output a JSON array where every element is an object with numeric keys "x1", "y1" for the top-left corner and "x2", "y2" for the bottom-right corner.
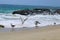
[
  {"x1": 13, "y1": 8, "x2": 59, "y2": 15},
  {"x1": 12, "y1": 9, "x2": 33, "y2": 15},
  {"x1": 54, "y1": 9, "x2": 60, "y2": 14},
  {"x1": 33, "y1": 8, "x2": 51, "y2": 15}
]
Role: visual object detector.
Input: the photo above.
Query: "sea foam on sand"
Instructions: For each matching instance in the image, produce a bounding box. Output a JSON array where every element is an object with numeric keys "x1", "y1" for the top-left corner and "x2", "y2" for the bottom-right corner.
[{"x1": 0, "y1": 13, "x2": 60, "y2": 28}]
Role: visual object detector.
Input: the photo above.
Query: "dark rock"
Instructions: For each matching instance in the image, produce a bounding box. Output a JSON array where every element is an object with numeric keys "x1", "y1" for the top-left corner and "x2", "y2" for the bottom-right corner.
[
  {"x1": 0, "y1": 25, "x2": 4, "y2": 28},
  {"x1": 54, "y1": 9, "x2": 60, "y2": 14},
  {"x1": 33, "y1": 8, "x2": 51, "y2": 14},
  {"x1": 12, "y1": 8, "x2": 52, "y2": 15},
  {"x1": 12, "y1": 10, "x2": 33, "y2": 15}
]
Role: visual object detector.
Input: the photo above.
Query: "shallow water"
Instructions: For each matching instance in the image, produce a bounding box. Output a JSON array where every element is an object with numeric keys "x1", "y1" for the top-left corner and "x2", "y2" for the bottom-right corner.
[{"x1": 0, "y1": 27, "x2": 36, "y2": 32}]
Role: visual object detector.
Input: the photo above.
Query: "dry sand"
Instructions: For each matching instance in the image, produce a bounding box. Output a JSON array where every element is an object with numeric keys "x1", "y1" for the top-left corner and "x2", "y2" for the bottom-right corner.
[{"x1": 0, "y1": 25, "x2": 60, "y2": 40}]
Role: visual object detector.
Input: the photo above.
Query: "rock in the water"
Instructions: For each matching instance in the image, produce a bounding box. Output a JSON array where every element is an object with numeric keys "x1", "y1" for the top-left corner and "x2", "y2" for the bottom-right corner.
[
  {"x1": 0, "y1": 25, "x2": 4, "y2": 28},
  {"x1": 12, "y1": 10, "x2": 33, "y2": 15}
]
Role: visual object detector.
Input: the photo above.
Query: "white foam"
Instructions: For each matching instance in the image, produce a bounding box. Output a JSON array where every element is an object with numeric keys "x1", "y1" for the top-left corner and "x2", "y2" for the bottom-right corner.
[{"x1": 0, "y1": 13, "x2": 60, "y2": 28}]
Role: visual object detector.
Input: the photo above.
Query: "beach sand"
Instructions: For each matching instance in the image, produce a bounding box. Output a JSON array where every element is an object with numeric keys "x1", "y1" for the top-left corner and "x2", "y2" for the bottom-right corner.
[{"x1": 0, "y1": 25, "x2": 60, "y2": 40}]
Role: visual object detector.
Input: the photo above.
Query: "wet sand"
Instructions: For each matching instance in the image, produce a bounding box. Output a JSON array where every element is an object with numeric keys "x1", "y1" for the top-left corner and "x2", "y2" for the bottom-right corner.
[{"x1": 0, "y1": 25, "x2": 60, "y2": 40}]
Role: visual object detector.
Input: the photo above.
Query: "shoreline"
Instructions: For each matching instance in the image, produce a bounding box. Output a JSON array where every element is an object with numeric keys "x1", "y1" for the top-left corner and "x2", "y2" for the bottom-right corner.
[
  {"x1": 0, "y1": 24, "x2": 59, "y2": 32},
  {"x1": 0, "y1": 25, "x2": 60, "y2": 40}
]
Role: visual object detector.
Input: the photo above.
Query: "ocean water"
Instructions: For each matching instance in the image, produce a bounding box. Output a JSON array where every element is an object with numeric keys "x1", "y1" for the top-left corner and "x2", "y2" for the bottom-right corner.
[{"x1": 0, "y1": 4, "x2": 60, "y2": 28}]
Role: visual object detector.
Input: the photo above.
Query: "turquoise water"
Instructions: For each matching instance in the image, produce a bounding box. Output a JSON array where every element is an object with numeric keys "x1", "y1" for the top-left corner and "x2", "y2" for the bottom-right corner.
[
  {"x1": 0, "y1": 4, "x2": 36, "y2": 13},
  {"x1": 0, "y1": 5, "x2": 25, "y2": 13},
  {"x1": 0, "y1": 4, "x2": 59, "y2": 13}
]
